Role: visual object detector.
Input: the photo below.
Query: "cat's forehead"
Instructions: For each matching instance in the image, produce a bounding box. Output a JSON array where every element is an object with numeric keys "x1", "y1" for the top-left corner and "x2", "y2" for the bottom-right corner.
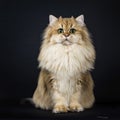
[{"x1": 57, "y1": 18, "x2": 76, "y2": 28}]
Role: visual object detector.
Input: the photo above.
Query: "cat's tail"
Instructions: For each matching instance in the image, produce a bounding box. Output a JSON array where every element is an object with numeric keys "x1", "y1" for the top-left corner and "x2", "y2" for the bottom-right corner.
[{"x1": 20, "y1": 98, "x2": 34, "y2": 106}]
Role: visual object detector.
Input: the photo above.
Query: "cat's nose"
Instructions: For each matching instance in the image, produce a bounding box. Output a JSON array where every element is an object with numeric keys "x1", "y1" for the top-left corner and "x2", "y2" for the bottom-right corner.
[{"x1": 64, "y1": 33, "x2": 70, "y2": 37}]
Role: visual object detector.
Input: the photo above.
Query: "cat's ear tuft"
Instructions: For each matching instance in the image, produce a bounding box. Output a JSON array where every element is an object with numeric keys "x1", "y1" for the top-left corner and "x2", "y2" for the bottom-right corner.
[
  {"x1": 76, "y1": 15, "x2": 85, "y2": 26},
  {"x1": 59, "y1": 16, "x2": 62, "y2": 20},
  {"x1": 49, "y1": 15, "x2": 58, "y2": 26}
]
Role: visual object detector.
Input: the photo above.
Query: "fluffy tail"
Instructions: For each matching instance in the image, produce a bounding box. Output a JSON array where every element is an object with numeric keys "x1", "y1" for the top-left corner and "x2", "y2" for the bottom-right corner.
[{"x1": 20, "y1": 98, "x2": 34, "y2": 105}]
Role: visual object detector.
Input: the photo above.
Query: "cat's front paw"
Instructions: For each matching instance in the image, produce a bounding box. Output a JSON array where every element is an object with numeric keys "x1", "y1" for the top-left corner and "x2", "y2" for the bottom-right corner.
[
  {"x1": 53, "y1": 104, "x2": 68, "y2": 113},
  {"x1": 69, "y1": 103, "x2": 84, "y2": 112}
]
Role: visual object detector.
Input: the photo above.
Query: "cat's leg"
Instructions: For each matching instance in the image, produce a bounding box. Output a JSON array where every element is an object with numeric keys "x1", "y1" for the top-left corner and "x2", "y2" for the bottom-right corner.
[
  {"x1": 69, "y1": 91, "x2": 84, "y2": 112},
  {"x1": 69, "y1": 72, "x2": 95, "y2": 111},
  {"x1": 80, "y1": 72, "x2": 95, "y2": 109},
  {"x1": 32, "y1": 70, "x2": 52, "y2": 110},
  {"x1": 52, "y1": 91, "x2": 68, "y2": 113}
]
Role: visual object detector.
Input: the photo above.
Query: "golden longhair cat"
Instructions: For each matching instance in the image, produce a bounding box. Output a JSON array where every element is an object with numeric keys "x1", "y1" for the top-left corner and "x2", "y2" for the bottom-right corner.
[{"x1": 32, "y1": 15, "x2": 96, "y2": 113}]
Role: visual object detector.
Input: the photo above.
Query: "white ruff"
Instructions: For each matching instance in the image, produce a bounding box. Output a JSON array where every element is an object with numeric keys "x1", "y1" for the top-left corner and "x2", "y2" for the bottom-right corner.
[{"x1": 38, "y1": 44, "x2": 94, "y2": 76}]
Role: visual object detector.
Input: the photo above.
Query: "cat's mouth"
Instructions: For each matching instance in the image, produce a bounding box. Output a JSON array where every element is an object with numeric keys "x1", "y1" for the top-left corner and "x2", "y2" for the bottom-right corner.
[{"x1": 61, "y1": 39, "x2": 72, "y2": 46}]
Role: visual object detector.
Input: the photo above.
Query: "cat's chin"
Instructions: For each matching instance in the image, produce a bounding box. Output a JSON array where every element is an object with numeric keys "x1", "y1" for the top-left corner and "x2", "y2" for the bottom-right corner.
[{"x1": 61, "y1": 40, "x2": 73, "y2": 46}]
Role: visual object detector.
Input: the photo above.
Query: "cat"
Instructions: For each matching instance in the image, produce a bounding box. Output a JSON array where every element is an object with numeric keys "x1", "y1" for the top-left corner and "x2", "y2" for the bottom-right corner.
[{"x1": 32, "y1": 15, "x2": 96, "y2": 113}]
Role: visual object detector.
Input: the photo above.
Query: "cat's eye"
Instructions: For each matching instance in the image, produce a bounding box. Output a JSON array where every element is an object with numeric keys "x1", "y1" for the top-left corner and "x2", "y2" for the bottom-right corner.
[
  {"x1": 57, "y1": 28, "x2": 64, "y2": 34},
  {"x1": 70, "y1": 28, "x2": 76, "y2": 34}
]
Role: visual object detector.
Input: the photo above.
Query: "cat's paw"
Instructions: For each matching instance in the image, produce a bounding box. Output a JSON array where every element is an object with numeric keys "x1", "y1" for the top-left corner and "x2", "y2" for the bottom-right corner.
[
  {"x1": 69, "y1": 103, "x2": 84, "y2": 112},
  {"x1": 53, "y1": 105, "x2": 68, "y2": 113}
]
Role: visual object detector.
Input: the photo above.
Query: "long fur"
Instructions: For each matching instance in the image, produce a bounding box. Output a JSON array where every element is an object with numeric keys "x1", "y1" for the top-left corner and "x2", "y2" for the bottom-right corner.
[{"x1": 32, "y1": 15, "x2": 96, "y2": 113}]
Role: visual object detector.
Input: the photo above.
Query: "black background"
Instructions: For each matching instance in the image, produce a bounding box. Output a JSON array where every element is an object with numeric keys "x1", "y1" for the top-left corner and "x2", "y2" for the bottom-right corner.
[{"x1": 0, "y1": 0, "x2": 120, "y2": 104}]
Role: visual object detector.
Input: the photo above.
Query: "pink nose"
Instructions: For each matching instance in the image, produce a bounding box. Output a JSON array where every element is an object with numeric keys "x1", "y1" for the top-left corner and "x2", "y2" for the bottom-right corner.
[{"x1": 64, "y1": 33, "x2": 70, "y2": 37}]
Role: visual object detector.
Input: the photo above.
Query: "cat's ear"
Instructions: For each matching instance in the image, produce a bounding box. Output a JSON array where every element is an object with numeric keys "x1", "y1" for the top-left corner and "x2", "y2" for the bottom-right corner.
[
  {"x1": 76, "y1": 15, "x2": 85, "y2": 26},
  {"x1": 49, "y1": 15, "x2": 58, "y2": 26}
]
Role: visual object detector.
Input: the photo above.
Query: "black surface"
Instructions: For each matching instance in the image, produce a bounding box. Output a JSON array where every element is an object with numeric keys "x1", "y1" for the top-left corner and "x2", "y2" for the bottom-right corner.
[{"x1": 0, "y1": 99, "x2": 120, "y2": 120}]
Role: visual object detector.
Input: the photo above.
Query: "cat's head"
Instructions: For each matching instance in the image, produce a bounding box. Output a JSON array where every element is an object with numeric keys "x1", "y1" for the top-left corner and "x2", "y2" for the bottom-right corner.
[{"x1": 43, "y1": 15, "x2": 91, "y2": 46}]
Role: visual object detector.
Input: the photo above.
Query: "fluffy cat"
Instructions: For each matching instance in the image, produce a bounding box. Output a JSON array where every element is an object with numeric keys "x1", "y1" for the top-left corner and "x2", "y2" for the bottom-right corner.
[{"x1": 32, "y1": 15, "x2": 96, "y2": 113}]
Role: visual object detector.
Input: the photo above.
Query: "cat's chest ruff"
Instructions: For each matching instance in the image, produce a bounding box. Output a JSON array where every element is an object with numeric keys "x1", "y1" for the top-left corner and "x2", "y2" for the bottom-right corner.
[{"x1": 40, "y1": 45, "x2": 82, "y2": 75}]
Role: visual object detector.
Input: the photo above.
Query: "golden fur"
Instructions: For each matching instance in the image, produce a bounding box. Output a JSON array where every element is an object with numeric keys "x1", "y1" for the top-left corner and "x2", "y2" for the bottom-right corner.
[{"x1": 33, "y1": 15, "x2": 96, "y2": 113}]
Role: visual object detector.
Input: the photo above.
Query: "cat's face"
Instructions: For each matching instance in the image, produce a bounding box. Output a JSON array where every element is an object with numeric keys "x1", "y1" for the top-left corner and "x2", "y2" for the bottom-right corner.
[{"x1": 44, "y1": 15, "x2": 89, "y2": 46}]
